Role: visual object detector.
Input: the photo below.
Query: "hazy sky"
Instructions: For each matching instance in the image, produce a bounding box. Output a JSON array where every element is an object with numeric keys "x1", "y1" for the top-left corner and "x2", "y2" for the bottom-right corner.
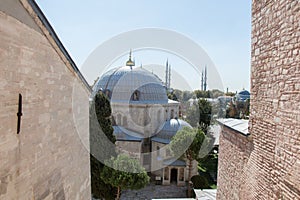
[{"x1": 36, "y1": 0, "x2": 251, "y2": 92}]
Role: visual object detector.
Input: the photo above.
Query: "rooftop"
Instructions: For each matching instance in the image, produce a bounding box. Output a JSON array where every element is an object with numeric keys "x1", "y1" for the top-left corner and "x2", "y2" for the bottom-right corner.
[{"x1": 217, "y1": 118, "x2": 249, "y2": 136}]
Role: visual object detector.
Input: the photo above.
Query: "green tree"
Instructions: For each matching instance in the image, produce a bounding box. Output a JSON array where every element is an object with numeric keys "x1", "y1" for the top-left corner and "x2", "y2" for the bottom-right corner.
[
  {"x1": 185, "y1": 102, "x2": 199, "y2": 127},
  {"x1": 90, "y1": 92, "x2": 117, "y2": 199},
  {"x1": 94, "y1": 92, "x2": 116, "y2": 143},
  {"x1": 167, "y1": 91, "x2": 178, "y2": 101},
  {"x1": 198, "y1": 99, "x2": 212, "y2": 133},
  {"x1": 225, "y1": 91, "x2": 235, "y2": 97},
  {"x1": 170, "y1": 127, "x2": 206, "y2": 197},
  {"x1": 198, "y1": 149, "x2": 218, "y2": 185},
  {"x1": 100, "y1": 154, "x2": 150, "y2": 200},
  {"x1": 191, "y1": 175, "x2": 209, "y2": 189},
  {"x1": 194, "y1": 90, "x2": 210, "y2": 98},
  {"x1": 209, "y1": 89, "x2": 224, "y2": 98}
]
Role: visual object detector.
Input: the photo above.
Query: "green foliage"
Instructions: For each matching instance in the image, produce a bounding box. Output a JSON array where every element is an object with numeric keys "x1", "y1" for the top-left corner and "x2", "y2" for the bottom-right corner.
[
  {"x1": 209, "y1": 89, "x2": 224, "y2": 98},
  {"x1": 170, "y1": 127, "x2": 206, "y2": 197},
  {"x1": 94, "y1": 92, "x2": 116, "y2": 143},
  {"x1": 225, "y1": 92, "x2": 236, "y2": 97},
  {"x1": 100, "y1": 154, "x2": 150, "y2": 199},
  {"x1": 170, "y1": 127, "x2": 205, "y2": 161},
  {"x1": 198, "y1": 148, "x2": 218, "y2": 184},
  {"x1": 90, "y1": 92, "x2": 117, "y2": 199},
  {"x1": 194, "y1": 90, "x2": 210, "y2": 98},
  {"x1": 167, "y1": 91, "x2": 178, "y2": 101},
  {"x1": 90, "y1": 156, "x2": 116, "y2": 200},
  {"x1": 191, "y1": 175, "x2": 209, "y2": 189},
  {"x1": 198, "y1": 99, "x2": 212, "y2": 133},
  {"x1": 185, "y1": 102, "x2": 199, "y2": 127},
  {"x1": 169, "y1": 89, "x2": 194, "y2": 102}
]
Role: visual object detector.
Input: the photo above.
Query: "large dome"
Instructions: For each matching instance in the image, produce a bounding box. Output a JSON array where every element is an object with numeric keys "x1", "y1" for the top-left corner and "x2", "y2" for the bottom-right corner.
[{"x1": 93, "y1": 66, "x2": 168, "y2": 104}]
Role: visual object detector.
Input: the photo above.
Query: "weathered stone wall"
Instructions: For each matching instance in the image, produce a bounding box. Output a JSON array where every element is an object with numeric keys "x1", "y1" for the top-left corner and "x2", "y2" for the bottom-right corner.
[
  {"x1": 0, "y1": 1, "x2": 91, "y2": 199},
  {"x1": 217, "y1": 0, "x2": 300, "y2": 199}
]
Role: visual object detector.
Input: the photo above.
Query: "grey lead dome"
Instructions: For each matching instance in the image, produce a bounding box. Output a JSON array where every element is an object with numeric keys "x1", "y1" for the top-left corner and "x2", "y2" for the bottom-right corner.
[{"x1": 93, "y1": 66, "x2": 168, "y2": 104}]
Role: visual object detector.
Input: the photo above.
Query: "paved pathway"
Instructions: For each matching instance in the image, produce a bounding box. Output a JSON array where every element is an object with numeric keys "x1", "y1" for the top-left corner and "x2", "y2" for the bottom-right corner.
[{"x1": 120, "y1": 183, "x2": 188, "y2": 200}]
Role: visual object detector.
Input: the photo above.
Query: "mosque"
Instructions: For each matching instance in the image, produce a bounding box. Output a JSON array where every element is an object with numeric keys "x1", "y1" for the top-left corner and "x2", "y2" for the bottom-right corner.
[{"x1": 92, "y1": 52, "x2": 198, "y2": 185}]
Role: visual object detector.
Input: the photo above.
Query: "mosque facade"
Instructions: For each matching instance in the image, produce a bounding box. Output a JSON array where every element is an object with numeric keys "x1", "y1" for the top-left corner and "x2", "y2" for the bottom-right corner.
[{"x1": 93, "y1": 53, "x2": 198, "y2": 185}]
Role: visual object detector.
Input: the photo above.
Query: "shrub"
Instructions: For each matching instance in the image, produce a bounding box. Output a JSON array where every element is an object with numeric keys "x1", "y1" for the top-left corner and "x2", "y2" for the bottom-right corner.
[{"x1": 191, "y1": 175, "x2": 209, "y2": 189}]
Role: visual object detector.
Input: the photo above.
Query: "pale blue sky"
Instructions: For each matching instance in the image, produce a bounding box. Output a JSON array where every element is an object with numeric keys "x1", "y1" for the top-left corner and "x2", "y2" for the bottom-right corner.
[{"x1": 36, "y1": 0, "x2": 251, "y2": 92}]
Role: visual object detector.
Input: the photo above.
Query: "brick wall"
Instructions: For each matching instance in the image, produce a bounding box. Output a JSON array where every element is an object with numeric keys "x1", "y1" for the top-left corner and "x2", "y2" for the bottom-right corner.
[
  {"x1": 249, "y1": 0, "x2": 300, "y2": 198},
  {"x1": 217, "y1": 0, "x2": 300, "y2": 199},
  {"x1": 0, "y1": 1, "x2": 91, "y2": 199},
  {"x1": 217, "y1": 125, "x2": 253, "y2": 200}
]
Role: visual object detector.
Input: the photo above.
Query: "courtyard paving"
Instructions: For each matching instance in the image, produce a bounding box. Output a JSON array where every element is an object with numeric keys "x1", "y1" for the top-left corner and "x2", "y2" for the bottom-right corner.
[{"x1": 120, "y1": 183, "x2": 188, "y2": 200}]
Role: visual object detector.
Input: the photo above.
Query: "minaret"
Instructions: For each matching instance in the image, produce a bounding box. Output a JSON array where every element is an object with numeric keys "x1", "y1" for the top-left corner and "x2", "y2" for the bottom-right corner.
[
  {"x1": 201, "y1": 70, "x2": 204, "y2": 91},
  {"x1": 168, "y1": 64, "x2": 171, "y2": 89},
  {"x1": 204, "y1": 66, "x2": 207, "y2": 91},
  {"x1": 165, "y1": 59, "x2": 169, "y2": 89},
  {"x1": 126, "y1": 49, "x2": 135, "y2": 69}
]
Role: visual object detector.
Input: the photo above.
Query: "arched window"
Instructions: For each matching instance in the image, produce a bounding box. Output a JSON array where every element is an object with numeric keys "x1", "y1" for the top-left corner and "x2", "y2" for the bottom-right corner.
[
  {"x1": 103, "y1": 89, "x2": 111, "y2": 99},
  {"x1": 131, "y1": 90, "x2": 140, "y2": 101},
  {"x1": 117, "y1": 113, "x2": 122, "y2": 125},
  {"x1": 170, "y1": 109, "x2": 174, "y2": 119},
  {"x1": 157, "y1": 109, "x2": 161, "y2": 122},
  {"x1": 123, "y1": 116, "x2": 127, "y2": 126}
]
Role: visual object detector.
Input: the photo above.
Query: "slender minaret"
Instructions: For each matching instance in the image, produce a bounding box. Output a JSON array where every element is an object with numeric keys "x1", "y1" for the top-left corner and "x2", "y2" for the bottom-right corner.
[
  {"x1": 204, "y1": 66, "x2": 207, "y2": 91},
  {"x1": 168, "y1": 64, "x2": 171, "y2": 89},
  {"x1": 165, "y1": 60, "x2": 169, "y2": 89},
  {"x1": 201, "y1": 70, "x2": 204, "y2": 91}
]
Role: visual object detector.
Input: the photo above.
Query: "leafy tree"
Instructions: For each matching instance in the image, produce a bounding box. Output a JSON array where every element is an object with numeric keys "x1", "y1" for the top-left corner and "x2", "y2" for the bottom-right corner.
[
  {"x1": 191, "y1": 175, "x2": 209, "y2": 189},
  {"x1": 170, "y1": 127, "x2": 206, "y2": 197},
  {"x1": 198, "y1": 149, "x2": 218, "y2": 185},
  {"x1": 94, "y1": 92, "x2": 116, "y2": 143},
  {"x1": 170, "y1": 89, "x2": 193, "y2": 102},
  {"x1": 167, "y1": 91, "x2": 178, "y2": 101},
  {"x1": 182, "y1": 90, "x2": 193, "y2": 102},
  {"x1": 100, "y1": 154, "x2": 150, "y2": 200},
  {"x1": 209, "y1": 89, "x2": 224, "y2": 98},
  {"x1": 185, "y1": 102, "x2": 199, "y2": 128},
  {"x1": 194, "y1": 90, "x2": 210, "y2": 98},
  {"x1": 198, "y1": 99, "x2": 212, "y2": 133},
  {"x1": 90, "y1": 92, "x2": 117, "y2": 199},
  {"x1": 225, "y1": 91, "x2": 236, "y2": 97}
]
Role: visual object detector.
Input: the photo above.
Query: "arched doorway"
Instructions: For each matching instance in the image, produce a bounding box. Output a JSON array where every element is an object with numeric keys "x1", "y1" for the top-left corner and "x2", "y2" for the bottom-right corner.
[{"x1": 170, "y1": 168, "x2": 178, "y2": 183}]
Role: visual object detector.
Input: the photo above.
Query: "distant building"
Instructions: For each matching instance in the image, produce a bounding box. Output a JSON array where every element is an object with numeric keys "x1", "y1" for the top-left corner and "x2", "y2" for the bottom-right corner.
[
  {"x1": 93, "y1": 53, "x2": 198, "y2": 186},
  {"x1": 234, "y1": 90, "x2": 250, "y2": 102}
]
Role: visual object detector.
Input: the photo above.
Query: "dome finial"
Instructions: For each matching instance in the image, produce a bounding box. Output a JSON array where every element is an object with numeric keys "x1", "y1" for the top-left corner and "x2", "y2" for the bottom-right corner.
[{"x1": 126, "y1": 49, "x2": 135, "y2": 69}]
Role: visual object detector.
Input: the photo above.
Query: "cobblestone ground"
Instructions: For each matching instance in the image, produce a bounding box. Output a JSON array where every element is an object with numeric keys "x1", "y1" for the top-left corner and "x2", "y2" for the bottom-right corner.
[{"x1": 120, "y1": 183, "x2": 188, "y2": 200}]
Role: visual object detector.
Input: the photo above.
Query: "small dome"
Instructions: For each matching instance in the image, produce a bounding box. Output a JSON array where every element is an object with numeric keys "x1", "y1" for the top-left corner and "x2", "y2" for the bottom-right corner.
[
  {"x1": 93, "y1": 66, "x2": 168, "y2": 104},
  {"x1": 236, "y1": 90, "x2": 250, "y2": 102},
  {"x1": 238, "y1": 90, "x2": 250, "y2": 96},
  {"x1": 151, "y1": 119, "x2": 192, "y2": 144}
]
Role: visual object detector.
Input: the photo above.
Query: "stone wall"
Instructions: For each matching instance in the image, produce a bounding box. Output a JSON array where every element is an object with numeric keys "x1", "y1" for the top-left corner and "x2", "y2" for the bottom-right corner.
[
  {"x1": 217, "y1": 126, "x2": 253, "y2": 199},
  {"x1": 249, "y1": 0, "x2": 300, "y2": 198},
  {"x1": 0, "y1": 1, "x2": 91, "y2": 199},
  {"x1": 217, "y1": 0, "x2": 300, "y2": 199}
]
